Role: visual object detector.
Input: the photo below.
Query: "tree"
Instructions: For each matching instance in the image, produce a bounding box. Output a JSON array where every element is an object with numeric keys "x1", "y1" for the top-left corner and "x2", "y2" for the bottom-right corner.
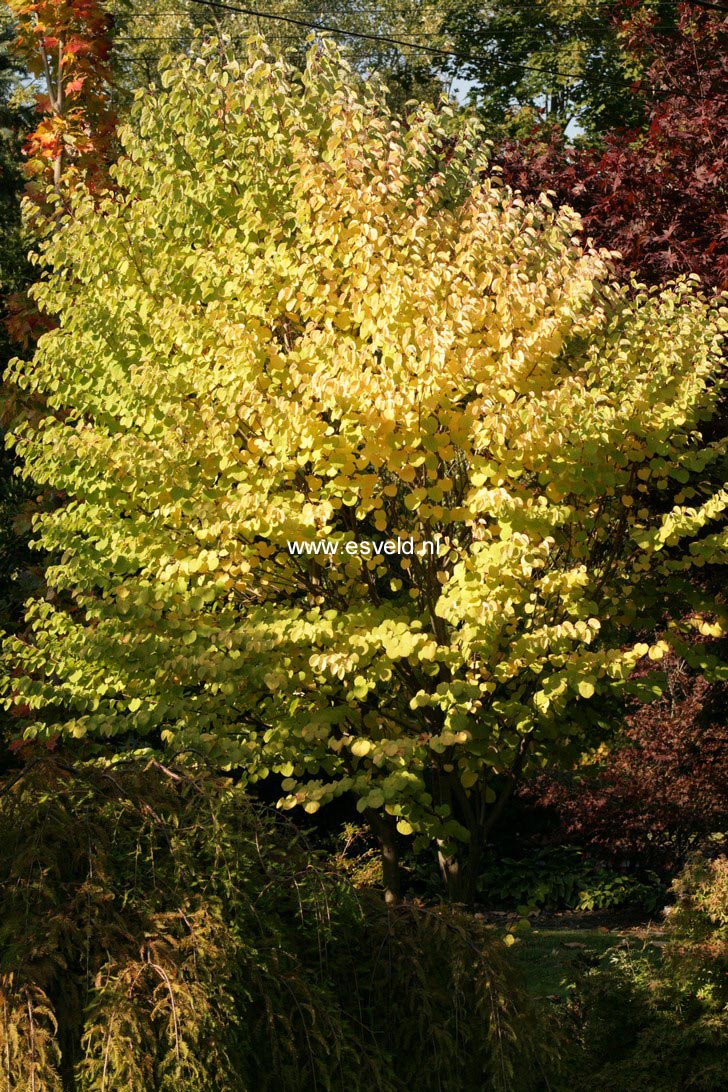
[
  {"x1": 1, "y1": 38, "x2": 726, "y2": 903},
  {"x1": 107, "y1": 0, "x2": 654, "y2": 134},
  {"x1": 5, "y1": 0, "x2": 116, "y2": 203},
  {"x1": 443, "y1": 0, "x2": 658, "y2": 140},
  {"x1": 520, "y1": 659, "x2": 728, "y2": 876},
  {"x1": 497, "y1": 3, "x2": 728, "y2": 290}
]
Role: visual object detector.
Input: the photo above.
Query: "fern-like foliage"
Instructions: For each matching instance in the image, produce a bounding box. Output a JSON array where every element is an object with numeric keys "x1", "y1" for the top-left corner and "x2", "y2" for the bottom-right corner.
[
  {"x1": 0, "y1": 974, "x2": 62, "y2": 1091},
  {"x1": 0, "y1": 757, "x2": 558, "y2": 1091}
]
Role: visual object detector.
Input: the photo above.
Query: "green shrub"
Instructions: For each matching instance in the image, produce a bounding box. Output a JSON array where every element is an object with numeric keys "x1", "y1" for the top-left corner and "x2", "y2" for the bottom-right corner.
[
  {"x1": 665, "y1": 851, "x2": 728, "y2": 1007},
  {"x1": 0, "y1": 756, "x2": 560, "y2": 1091},
  {"x1": 477, "y1": 845, "x2": 664, "y2": 913},
  {"x1": 563, "y1": 853, "x2": 728, "y2": 1091}
]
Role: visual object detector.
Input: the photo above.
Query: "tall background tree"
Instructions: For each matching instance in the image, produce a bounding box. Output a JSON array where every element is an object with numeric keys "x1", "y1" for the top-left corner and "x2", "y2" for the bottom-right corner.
[
  {"x1": 442, "y1": 0, "x2": 661, "y2": 139},
  {"x1": 106, "y1": 0, "x2": 465, "y2": 113},
  {"x1": 5, "y1": 0, "x2": 116, "y2": 205},
  {"x1": 102, "y1": 0, "x2": 667, "y2": 135}
]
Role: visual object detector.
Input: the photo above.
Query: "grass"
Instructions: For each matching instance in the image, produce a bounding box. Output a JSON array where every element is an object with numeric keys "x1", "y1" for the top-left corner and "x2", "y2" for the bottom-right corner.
[{"x1": 505, "y1": 927, "x2": 639, "y2": 998}]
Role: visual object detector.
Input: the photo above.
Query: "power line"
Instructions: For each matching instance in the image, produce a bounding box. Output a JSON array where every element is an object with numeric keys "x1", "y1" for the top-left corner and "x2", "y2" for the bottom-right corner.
[
  {"x1": 108, "y1": 36, "x2": 643, "y2": 96},
  {"x1": 109, "y1": 1, "x2": 724, "y2": 92},
  {"x1": 116, "y1": 8, "x2": 446, "y2": 14},
  {"x1": 115, "y1": 11, "x2": 689, "y2": 37},
  {"x1": 683, "y1": 0, "x2": 728, "y2": 13},
  {"x1": 179, "y1": 0, "x2": 601, "y2": 81}
]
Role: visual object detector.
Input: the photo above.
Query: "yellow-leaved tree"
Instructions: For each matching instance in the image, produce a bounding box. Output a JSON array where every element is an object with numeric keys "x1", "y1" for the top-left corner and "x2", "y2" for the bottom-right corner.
[{"x1": 2, "y1": 35, "x2": 726, "y2": 902}]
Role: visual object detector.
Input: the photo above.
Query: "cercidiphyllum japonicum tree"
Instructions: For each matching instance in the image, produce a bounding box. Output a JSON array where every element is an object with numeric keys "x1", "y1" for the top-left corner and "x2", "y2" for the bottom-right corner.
[{"x1": 1, "y1": 35, "x2": 727, "y2": 904}]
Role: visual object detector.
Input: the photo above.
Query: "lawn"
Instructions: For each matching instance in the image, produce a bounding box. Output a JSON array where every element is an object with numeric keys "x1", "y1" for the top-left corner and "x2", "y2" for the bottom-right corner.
[{"x1": 501, "y1": 921, "x2": 666, "y2": 999}]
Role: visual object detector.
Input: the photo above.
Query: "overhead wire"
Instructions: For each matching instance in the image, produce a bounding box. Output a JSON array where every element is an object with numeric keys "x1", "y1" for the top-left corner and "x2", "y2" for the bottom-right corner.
[
  {"x1": 108, "y1": 0, "x2": 725, "y2": 90},
  {"x1": 683, "y1": 0, "x2": 728, "y2": 13},
  {"x1": 175, "y1": 0, "x2": 608, "y2": 80},
  {"x1": 113, "y1": 13, "x2": 688, "y2": 36},
  {"x1": 109, "y1": 29, "x2": 635, "y2": 94},
  {"x1": 109, "y1": 35, "x2": 640, "y2": 95}
]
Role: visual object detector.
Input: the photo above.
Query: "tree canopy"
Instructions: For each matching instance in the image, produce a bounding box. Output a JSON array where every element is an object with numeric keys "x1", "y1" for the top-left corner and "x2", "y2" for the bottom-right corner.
[
  {"x1": 2, "y1": 36, "x2": 726, "y2": 899},
  {"x1": 443, "y1": 0, "x2": 655, "y2": 139}
]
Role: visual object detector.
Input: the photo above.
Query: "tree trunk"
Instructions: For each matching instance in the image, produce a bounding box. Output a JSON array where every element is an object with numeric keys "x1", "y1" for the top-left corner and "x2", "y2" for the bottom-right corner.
[
  {"x1": 437, "y1": 841, "x2": 464, "y2": 902},
  {"x1": 437, "y1": 833, "x2": 484, "y2": 905},
  {"x1": 365, "y1": 808, "x2": 402, "y2": 906}
]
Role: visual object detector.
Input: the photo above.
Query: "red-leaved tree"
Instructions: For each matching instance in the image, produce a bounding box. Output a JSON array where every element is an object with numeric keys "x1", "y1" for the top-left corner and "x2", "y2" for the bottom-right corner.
[
  {"x1": 7, "y1": 0, "x2": 115, "y2": 195},
  {"x1": 497, "y1": 2, "x2": 728, "y2": 290},
  {"x1": 521, "y1": 658, "x2": 728, "y2": 876},
  {"x1": 3, "y1": 1, "x2": 116, "y2": 346}
]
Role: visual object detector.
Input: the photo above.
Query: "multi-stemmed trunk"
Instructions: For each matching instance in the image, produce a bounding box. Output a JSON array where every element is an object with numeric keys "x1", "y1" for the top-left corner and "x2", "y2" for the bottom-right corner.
[{"x1": 368, "y1": 735, "x2": 533, "y2": 906}]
